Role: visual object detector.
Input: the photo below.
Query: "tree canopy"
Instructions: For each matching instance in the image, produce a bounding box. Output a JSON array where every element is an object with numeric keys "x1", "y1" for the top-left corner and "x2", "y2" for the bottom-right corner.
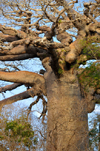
[{"x1": 0, "y1": 0, "x2": 99, "y2": 111}]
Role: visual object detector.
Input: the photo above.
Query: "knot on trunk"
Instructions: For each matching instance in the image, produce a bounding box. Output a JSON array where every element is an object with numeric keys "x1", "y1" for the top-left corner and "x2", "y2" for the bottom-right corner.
[
  {"x1": 86, "y1": 95, "x2": 95, "y2": 113},
  {"x1": 83, "y1": 87, "x2": 95, "y2": 113}
]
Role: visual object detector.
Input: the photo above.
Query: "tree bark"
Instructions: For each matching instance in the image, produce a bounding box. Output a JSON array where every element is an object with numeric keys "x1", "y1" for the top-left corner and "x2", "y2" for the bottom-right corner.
[{"x1": 46, "y1": 71, "x2": 89, "y2": 151}]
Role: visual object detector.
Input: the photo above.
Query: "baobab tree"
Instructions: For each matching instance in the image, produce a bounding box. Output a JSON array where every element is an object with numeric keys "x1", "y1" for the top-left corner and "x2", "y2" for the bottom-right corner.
[{"x1": 0, "y1": 0, "x2": 100, "y2": 150}]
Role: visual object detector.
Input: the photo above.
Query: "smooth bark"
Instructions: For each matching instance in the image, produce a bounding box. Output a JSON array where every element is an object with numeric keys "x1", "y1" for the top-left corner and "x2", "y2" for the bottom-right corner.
[{"x1": 46, "y1": 71, "x2": 89, "y2": 151}]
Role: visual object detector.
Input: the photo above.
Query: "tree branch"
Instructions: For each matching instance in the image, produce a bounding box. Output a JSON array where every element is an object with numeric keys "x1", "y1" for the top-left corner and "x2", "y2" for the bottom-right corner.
[
  {"x1": 0, "y1": 70, "x2": 44, "y2": 85},
  {"x1": 0, "y1": 71, "x2": 46, "y2": 95},
  {"x1": 65, "y1": 36, "x2": 85, "y2": 63},
  {"x1": 65, "y1": 33, "x2": 100, "y2": 63},
  {"x1": 0, "y1": 83, "x2": 22, "y2": 93},
  {"x1": 28, "y1": 95, "x2": 40, "y2": 112},
  {"x1": 0, "y1": 54, "x2": 37, "y2": 61},
  {"x1": 0, "y1": 24, "x2": 27, "y2": 39},
  {"x1": 0, "y1": 87, "x2": 35, "y2": 110},
  {"x1": 0, "y1": 45, "x2": 26, "y2": 55},
  {"x1": 55, "y1": 0, "x2": 87, "y2": 30},
  {"x1": 0, "y1": 33, "x2": 19, "y2": 42}
]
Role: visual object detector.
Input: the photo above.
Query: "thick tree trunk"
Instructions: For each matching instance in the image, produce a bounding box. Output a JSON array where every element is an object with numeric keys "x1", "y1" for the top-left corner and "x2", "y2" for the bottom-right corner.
[{"x1": 46, "y1": 71, "x2": 89, "y2": 151}]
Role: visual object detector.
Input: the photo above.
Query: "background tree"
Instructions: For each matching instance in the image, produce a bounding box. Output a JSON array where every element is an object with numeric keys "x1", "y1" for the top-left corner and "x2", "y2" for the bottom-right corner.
[
  {"x1": 89, "y1": 113, "x2": 100, "y2": 151},
  {"x1": 0, "y1": 106, "x2": 38, "y2": 151},
  {"x1": 0, "y1": 0, "x2": 100, "y2": 150}
]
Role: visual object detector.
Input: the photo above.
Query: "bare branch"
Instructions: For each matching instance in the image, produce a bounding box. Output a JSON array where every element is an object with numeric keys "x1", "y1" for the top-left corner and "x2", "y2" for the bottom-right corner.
[
  {"x1": 39, "y1": 96, "x2": 47, "y2": 119},
  {"x1": 0, "y1": 70, "x2": 45, "y2": 87},
  {"x1": 0, "y1": 87, "x2": 35, "y2": 110},
  {"x1": 0, "y1": 33, "x2": 19, "y2": 42},
  {"x1": 0, "y1": 83, "x2": 22, "y2": 93},
  {"x1": 42, "y1": 3, "x2": 54, "y2": 22},
  {"x1": 0, "y1": 71, "x2": 46, "y2": 96},
  {"x1": 0, "y1": 54, "x2": 37, "y2": 61},
  {"x1": 28, "y1": 95, "x2": 40, "y2": 112}
]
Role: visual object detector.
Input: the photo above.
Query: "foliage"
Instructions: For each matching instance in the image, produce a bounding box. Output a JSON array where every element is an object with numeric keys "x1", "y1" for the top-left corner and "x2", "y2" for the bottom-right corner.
[
  {"x1": 89, "y1": 114, "x2": 100, "y2": 151},
  {"x1": 82, "y1": 38, "x2": 100, "y2": 60},
  {"x1": 0, "y1": 109, "x2": 38, "y2": 151},
  {"x1": 58, "y1": 19, "x2": 62, "y2": 23},
  {"x1": 58, "y1": 68, "x2": 63, "y2": 74},
  {"x1": 79, "y1": 62, "x2": 100, "y2": 91}
]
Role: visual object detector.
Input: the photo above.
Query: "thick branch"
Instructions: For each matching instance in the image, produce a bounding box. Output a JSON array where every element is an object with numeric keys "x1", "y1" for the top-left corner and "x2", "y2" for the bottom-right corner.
[
  {"x1": 0, "y1": 70, "x2": 45, "y2": 86},
  {"x1": 0, "y1": 24, "x2": 27, "y2": 39},
  {"x1": 0, "y1": 45, "x2": 26, "y2": 55},
  {"x1": 0, "y1": 45, "x2": 46, "y2": 56},
  {"x1": 66, "y1": 33, "x2": 100, "y2": 63},
  {"x1": 0, "y1": 54, "x2": 37, "y2": 61},
  {"x1": 0, "y1": 33, "x2": 19, "y2": 42},
  {"x1": 0, "y1": 24, "x2": 17, "y2": 36},
  {"x1": 0, "y1": 71, "x2": 46, "y2": 96},
  {"x1": 65, "y1": 35, "x2": 85, "y2": 63},
  {"x1": 57, "y1": 31, "x2": 72, "y2": 46}
]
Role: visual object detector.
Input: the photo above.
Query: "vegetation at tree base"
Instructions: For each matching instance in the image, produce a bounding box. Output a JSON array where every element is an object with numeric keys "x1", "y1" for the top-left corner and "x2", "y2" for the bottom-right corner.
[
  {"x1": 0, "y1": 0, "x2": 100, "y2": 150},
  {"x1": 0, "y1": 107, "x2": 38, "y2": 151}
]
